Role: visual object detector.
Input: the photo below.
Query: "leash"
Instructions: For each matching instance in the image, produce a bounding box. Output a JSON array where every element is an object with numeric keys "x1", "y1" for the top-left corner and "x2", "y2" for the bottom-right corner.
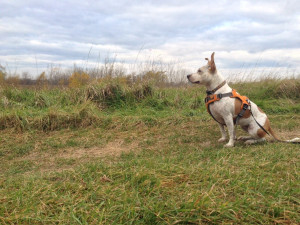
[{"x1": 249, "y1": 103, "x2": 270, "y2": 136}]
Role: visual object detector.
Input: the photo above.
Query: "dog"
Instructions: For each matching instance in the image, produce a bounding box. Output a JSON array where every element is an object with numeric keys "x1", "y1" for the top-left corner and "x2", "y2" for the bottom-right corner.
[{"x1": 187, "y1": 52, "x2": 299, "y2": 147}]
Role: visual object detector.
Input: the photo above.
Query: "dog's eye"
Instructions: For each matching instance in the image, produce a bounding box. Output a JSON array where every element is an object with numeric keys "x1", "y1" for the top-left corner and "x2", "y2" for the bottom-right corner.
[{"x1": 198, "y1": 69, "x2": 202, "y2": 73}]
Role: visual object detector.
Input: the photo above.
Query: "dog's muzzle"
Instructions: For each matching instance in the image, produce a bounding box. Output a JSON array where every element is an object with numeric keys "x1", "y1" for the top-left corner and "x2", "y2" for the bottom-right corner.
[{"x1": 187, "y1": 74, "x2": 200, "y2": 84}]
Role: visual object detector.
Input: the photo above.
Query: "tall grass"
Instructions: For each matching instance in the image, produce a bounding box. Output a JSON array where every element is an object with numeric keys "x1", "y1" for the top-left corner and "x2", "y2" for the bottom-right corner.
[
  {"x1": 0, "y1": 77, "x2": 300, "y2": 132},
  {"x1": 232, "y1": 78, "x2": 300, "y2": 100}
]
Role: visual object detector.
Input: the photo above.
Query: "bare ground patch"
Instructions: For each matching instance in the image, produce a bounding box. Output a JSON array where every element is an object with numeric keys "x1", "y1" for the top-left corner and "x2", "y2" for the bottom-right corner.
[
  {"x1": 58, "y1": 140, "x2": 137, "y2": 159},
  {"x1": 14, "y1": 139, "x2": 139, "y2": 173}
]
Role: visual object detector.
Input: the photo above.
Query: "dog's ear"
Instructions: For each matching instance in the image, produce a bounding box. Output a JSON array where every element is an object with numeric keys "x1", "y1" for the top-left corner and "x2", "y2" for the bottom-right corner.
[
  {"x1": 205, "y1": 58, "x2": 210, "y2": 66},
  {"x1": 205, "y1": 52, "x2": 216, "y2": 74},
  {"x1": 209, "y1": 52, "x2": 216, "y2": 73}
]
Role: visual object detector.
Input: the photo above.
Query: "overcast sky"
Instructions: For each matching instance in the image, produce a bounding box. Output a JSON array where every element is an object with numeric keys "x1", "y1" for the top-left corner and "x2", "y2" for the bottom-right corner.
[{"x1": 0, "y1": 0, "x2": 299, "y2": 78}]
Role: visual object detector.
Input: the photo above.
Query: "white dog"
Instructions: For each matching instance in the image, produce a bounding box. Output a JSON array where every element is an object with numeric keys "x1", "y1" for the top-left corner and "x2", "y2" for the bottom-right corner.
[{"x1": 187, "y1": 52, "x2": 299, "y2": 147}]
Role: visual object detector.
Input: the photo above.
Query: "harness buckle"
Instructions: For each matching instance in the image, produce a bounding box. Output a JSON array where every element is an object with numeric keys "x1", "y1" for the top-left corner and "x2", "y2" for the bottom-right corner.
[
  {"x1": 242, "y1": 104, "x2": 248, "y2": 110},
  {"x1": 204, "y1": 96, "x2": 209, "y2": 103},
  {"x1": 237, "y1": 104, "x2": 249, "y2": 118},
  {"x1": 206, "y1": 90, "x2": 213, "y2": 95},
  {"x1": 205, "y1": 95, "x2": 215, "y2": 102},
  {"x1": 217, "y1": 94, "x2": 223, "y2": 99}
]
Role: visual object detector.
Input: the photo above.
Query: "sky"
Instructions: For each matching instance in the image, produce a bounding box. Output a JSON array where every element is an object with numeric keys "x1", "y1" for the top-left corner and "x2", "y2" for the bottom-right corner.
[{"x1": 0, "y1": 0, "x2": 299, "y2": 79}]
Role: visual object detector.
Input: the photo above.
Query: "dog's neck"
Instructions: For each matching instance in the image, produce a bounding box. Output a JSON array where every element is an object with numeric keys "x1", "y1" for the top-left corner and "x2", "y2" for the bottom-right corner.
[{"x1": 206, "y1": 72, "x2": 230, "y2": 94}]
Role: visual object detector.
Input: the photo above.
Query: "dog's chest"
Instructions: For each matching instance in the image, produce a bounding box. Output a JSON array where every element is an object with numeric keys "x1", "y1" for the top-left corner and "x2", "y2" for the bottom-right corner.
[{"x1": 208, "y1": 98, "x2": 235, "y2": 122}]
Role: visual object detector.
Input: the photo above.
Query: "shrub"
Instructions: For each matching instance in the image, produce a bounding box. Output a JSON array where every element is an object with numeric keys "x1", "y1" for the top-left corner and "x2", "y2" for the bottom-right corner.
[{"x1": 69, "y1": 71, "x2": 90, "y2": 88}]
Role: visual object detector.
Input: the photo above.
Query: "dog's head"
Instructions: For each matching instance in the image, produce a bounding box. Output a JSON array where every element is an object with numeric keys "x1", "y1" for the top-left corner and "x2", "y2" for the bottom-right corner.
[{"x1": 187, "y1": 52, "x2": 217, "y2": 85}]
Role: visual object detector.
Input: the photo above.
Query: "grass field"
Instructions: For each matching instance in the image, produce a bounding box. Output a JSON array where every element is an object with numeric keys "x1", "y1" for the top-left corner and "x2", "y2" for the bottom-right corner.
[{"x1": 0, "y1": 78, "x2": 299, "y2": 224}]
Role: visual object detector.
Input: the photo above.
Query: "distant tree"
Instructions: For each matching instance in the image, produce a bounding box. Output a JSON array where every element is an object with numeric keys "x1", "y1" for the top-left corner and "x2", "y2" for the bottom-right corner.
[
  {"x1": 21, "y1": 72, "x2": 33, "y2": 85},
  {"x1": 69, "y1": 71, "x2": 90, "y2": 88},
  {"x1": 48, "y1": 67, "x2": 64, "y2": 85}
]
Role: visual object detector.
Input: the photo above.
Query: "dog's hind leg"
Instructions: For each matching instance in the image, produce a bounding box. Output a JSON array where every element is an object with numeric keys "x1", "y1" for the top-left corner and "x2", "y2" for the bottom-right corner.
[
  {"x1": 223, "y1": 115, "x2": 236, "y2": 147},
  {"x1": 218, "y1": 124, "x2": 227, "y2": 143},
  {"x1": 242, "y1": 122, "x2": 268, "y2": 145}
]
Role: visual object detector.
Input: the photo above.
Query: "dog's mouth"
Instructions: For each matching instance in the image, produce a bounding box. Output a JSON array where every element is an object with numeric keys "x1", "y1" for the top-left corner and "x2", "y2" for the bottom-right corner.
[
  {"x1": 187, "y1": 75, "x2": 200, "y2": 84},
  {"x1": 189, "y1": 80, "x2": 200, "y2": 84}
]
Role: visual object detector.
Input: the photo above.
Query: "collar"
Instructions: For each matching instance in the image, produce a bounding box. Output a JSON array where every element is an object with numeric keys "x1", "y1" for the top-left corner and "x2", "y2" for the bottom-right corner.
[{"x1": 206, "y1": 80, "x2": 226, "y2": 95}]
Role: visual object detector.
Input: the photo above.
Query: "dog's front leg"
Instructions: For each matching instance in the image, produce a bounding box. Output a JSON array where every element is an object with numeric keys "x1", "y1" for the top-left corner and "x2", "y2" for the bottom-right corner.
[
  {"x1": 218, "y1": 124, "x2": 227, "y2": 143},
  {"x1": 223, "y1": 115, "x2": 235, "y2": 147}
]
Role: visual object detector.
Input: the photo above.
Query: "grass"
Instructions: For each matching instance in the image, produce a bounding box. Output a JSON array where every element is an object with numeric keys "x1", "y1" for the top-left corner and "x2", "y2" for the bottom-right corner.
[{"x1": 0, "y1": 79, "x2": 299, "y2": 224}]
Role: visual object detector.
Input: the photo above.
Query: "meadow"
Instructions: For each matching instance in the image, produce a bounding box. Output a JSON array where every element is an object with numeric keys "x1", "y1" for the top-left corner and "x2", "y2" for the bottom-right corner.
[{"x1": 0, "y1": 76, "x2": 299, "y2": 224}]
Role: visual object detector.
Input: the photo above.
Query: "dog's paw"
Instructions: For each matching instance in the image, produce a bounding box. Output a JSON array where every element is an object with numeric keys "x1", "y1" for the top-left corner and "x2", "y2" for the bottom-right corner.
[
  {"x1": 237, "y1": 136, "x2": 252, "y2": 141},
  {"x1": 224, "y1": 142, "x2": 234, "y2": 148},
  {"x1": 218, "y1": 137, "x2": 227, "y2": 143},
  {"x1": 245, "y1": 139, "x2": 256, "y2": 145}
]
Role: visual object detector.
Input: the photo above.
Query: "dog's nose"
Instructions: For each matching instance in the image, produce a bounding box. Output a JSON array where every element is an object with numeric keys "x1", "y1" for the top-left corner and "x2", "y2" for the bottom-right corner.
[{"x1": 187, "y1": 74, "x2": 191, "y2": 79}]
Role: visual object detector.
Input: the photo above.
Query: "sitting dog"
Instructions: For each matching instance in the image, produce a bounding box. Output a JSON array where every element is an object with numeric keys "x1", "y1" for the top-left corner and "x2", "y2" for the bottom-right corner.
[{"x1": 187, "y1": 52, "x2": 299, "y2": 147}]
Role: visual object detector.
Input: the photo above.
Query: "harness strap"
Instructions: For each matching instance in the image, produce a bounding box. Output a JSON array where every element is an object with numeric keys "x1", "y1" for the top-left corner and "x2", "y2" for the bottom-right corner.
[
  {"x1": 235, "y1": 102, "x2": 249, "y2": 125},
  {"x1": 206, "y1": 103, "x2": 225, "y2": 125},
  {"x1": 205, "y1": 89, "x2": 250, "y2": 126},
  {"x1": 230, "y1": 89, "x2": 249, "y2": 108}
]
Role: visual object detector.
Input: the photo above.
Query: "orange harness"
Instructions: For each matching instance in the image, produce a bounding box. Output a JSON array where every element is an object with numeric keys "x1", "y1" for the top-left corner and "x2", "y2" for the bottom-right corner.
[
  {"x1": 205, "y1": 89, "x2": 249, "y2": 111},
  {"x1": 204, "y1": 89, "x2": 250, "y2": 125}
]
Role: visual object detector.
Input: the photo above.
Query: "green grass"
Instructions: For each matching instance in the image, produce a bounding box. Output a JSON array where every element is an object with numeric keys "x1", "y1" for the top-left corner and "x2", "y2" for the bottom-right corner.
[
  {"x1": 0, "y1": 79, "x2": 299, "y2": 224},
  {"x1": 0, "y1": 134, "x2": 299, "y2": 224}
]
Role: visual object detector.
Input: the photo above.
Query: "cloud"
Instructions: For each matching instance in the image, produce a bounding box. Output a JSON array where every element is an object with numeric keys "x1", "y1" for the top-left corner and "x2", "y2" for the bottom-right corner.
[{"x1": 0, "y1": 0, "x2": 299, "y2": 77}]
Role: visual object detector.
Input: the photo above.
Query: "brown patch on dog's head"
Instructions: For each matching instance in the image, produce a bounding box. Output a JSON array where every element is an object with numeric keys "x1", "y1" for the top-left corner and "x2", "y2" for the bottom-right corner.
[{"x1": 205, "y1": 52, "x2": 216, "y2": 74}]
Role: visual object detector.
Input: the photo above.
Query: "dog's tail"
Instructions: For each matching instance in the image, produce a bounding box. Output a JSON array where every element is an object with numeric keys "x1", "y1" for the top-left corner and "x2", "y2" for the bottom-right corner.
[{"x1": 269, "y1": 127, "x2": 300, "y2": 144}]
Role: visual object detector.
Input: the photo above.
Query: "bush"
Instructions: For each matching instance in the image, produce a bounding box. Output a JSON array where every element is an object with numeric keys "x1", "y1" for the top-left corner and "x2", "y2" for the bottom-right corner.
[
  {"x1": 69, "y1": 71, "x2": 90, "y2": 88},
  {"x1": 85, "y1": 83, "x2": 154, "y2": 108}
]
